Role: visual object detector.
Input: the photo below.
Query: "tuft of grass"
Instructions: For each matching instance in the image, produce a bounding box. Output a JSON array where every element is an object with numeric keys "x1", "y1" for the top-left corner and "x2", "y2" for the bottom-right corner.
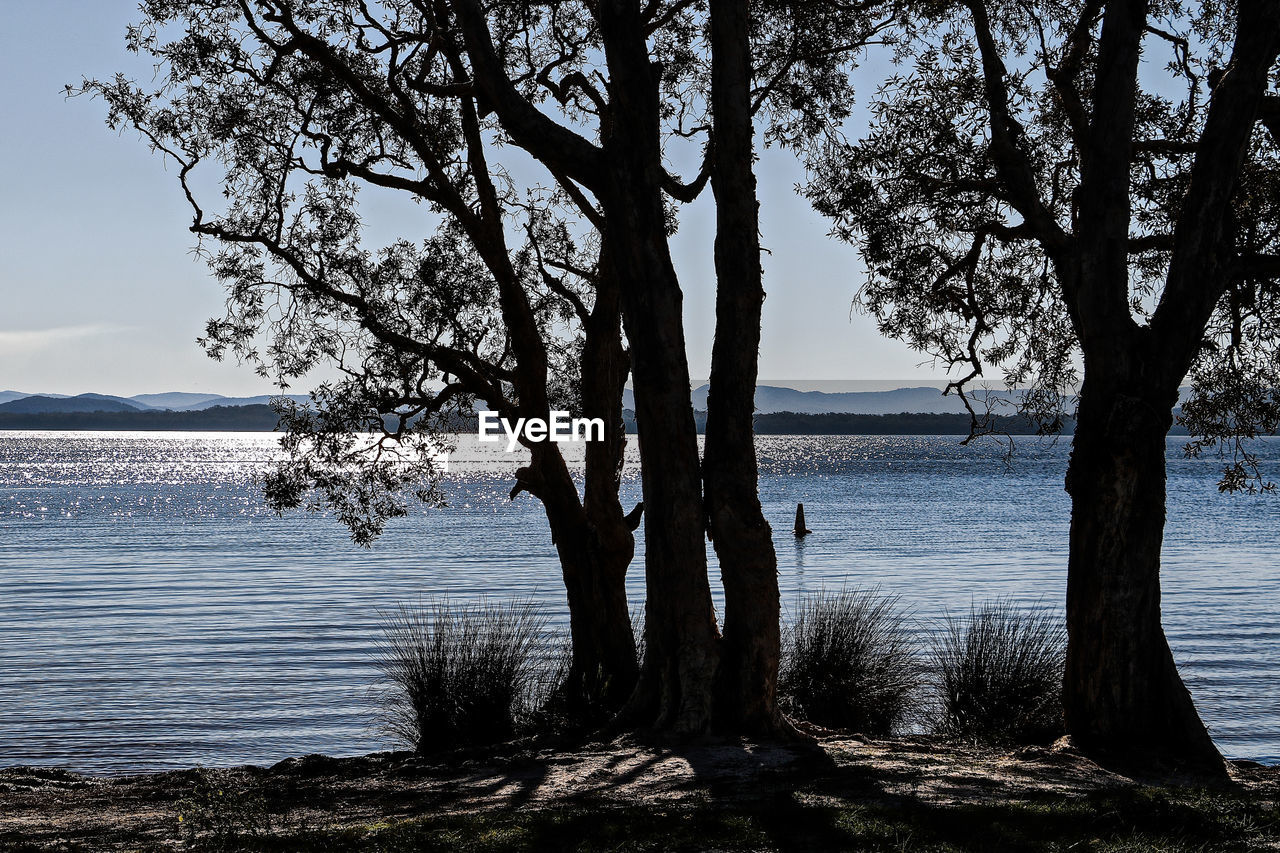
[
  {"x1": 930, "y1": 599, "x2": 1066, "y2": 745},
  {"x1": 375, "y1": 599, "x2": 548, "y2": 753},
  {"x1": 780, "y1": 589, "x2": 921, "y2": 735},
  {"x1": 176, "y1": 768, "x2": 274, "y2": 851},
  {"x1": 524, "y1": 610, "x2": 645, "y2": 735}
]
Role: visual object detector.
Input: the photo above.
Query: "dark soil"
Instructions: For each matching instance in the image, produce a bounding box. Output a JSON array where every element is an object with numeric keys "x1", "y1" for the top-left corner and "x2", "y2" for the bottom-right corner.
[{"x1": 1, "y1": 736, "x2": 1276, "y2": 851}]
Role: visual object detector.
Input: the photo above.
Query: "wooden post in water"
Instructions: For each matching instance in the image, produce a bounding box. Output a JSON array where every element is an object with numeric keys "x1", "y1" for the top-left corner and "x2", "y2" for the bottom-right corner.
[{"x1": 793, "y1": 502, "x2": 811, "y2": 537}]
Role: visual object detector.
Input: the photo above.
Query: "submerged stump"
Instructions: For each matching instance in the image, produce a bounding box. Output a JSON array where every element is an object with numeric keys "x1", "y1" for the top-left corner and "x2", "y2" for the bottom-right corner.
[{"x1": 793, "y1": 503, "x2": 811, "y2": 537}]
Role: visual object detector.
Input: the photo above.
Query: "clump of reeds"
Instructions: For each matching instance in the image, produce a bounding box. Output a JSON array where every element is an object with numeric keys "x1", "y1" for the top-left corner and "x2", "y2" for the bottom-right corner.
[
  {"x1": 528, "y1": 609, "x2": 645, "y2": 734},
  {"x1": 375, "y1": 598, "x2": 547, "y2": 752},
  {"x1": 780, "y1": 589, "x2": 921, "y2": 735},
  {"x1": 930, "y1": 599, "x2": 1066, "y2": 745}
]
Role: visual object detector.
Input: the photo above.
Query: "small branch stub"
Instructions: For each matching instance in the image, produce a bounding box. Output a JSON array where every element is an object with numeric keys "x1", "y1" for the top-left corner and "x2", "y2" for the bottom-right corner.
[{"x1": 794, "y1": 502, "x2": 812, "y2": 537}]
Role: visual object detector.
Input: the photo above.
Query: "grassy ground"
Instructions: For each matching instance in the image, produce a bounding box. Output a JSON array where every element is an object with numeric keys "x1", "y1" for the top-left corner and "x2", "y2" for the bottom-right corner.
[
  {"x1": 217, "y1": 790, "x2": 1280, "y2": 852},
  {"x1": 3, "y1": 737, "x2": 1277, "y2": 852}
]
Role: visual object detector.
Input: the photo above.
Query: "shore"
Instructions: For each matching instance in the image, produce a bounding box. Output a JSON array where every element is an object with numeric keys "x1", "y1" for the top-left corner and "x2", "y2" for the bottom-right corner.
[{"x1": 2, "y1": 736, "x2": 1277, "y2": 852}]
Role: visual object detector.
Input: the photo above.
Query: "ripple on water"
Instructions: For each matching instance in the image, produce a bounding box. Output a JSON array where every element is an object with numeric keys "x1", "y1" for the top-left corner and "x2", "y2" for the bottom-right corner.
[{"x1": 1, "y1": 431, "x2": 1277, "y2": 771}]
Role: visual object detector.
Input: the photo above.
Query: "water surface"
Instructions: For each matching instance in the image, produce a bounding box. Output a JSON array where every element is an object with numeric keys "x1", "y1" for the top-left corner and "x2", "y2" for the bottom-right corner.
[{"x1": 1, "y1": 431, "x2": 1276, "y2": 772}]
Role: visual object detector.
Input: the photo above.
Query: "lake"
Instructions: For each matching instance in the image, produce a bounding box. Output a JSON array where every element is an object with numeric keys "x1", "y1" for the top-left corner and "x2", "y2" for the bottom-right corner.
[{"x1": 1, "y1": 431, "x2": 1276, "y2": 773}]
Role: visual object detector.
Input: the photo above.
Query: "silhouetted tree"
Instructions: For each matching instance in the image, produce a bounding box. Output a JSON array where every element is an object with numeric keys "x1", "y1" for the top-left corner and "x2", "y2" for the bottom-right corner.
[
  {"x1": 89, "y1": 0, "x2": 640, "y2": 718},
  {"x1": 91, "y1": 0, "x2": 882, "y2": 735},
  {"x1": 809, "y1": 0, "x2": 1280, "y2": 771}
]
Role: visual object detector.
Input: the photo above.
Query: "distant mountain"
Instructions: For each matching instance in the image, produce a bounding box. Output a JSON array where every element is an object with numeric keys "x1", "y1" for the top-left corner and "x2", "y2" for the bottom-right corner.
[
  {"x1": 78, "y1": 393, "x2": 151, "y2": 410},
  {"x1": 167, "y1": 394, "x2": 311, "y2": 411},
  {"x1": 621, "y1": 384, "x2": 1014, "y2": 415},
  {"x1": 129, "y1": 392, "x2": 224, "y2": 409},
  {"x1": 0, "y1": 390, "x2": 313, "y2": 411},
  {"x1": 0, "y1": 390, "x2": 67, "y2": 405},
  {"x1": 739, "y1": 385, "x2": 989, "y2": 415},
  {"x1": 0, "y1": 394, "x2": 146, "y2": 414}
]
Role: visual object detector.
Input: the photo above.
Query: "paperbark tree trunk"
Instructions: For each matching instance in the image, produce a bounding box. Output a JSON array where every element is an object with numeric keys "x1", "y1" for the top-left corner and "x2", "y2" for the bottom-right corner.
[
  {"x1": 598, "y1": 0, "x2": 723, "y2": 735},
  {"x1": 574, "y1": 255, "x2": 641, "y2": 714},
  {"x1": 1063, "y1": 375, "x2": 1225, "y2": 773},
  {"x1": 704, "y1": 0, "x2": 786, "y2": 735}
]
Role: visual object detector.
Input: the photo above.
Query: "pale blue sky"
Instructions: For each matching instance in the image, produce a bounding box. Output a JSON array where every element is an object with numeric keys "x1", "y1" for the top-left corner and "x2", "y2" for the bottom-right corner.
[{"x1": 0, "y1": 0, "x2": 945, "y2": 397}]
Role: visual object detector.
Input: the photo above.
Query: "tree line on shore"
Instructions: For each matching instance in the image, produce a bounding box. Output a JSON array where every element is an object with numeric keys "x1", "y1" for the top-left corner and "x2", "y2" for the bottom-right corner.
[
  {"x1": 85, "y1": 0, "x2": 1280, "y2": 774},
  {"x1": 13, "y1": 406, "x2": 1163, "y2": 436}
]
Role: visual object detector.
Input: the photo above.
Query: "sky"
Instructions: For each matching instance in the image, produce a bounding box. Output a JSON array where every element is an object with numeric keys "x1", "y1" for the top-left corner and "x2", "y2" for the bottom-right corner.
[{"x1": 0, "y1": 0, "x2": 949, "y2": 398}]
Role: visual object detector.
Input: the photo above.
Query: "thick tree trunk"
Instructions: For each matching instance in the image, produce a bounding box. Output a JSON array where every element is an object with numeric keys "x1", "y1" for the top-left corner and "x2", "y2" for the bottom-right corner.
[
  {"x1": 598, "y1": 0, "x2": 722, "y2": 735},
  {"x1": 1063, "y1": 379, "x2": 1225, "y2": 774},
  {"x1": 574, "y1": 254, "x2": 641, "y2": 715},
  {"x1": 704, "y1": 0, "x2": 786, "y2": 735},
  {"x1": 546, "y1": 501, "x2": 637, "y2": 717},
  {"x1": 523, "y1": 440, "x2": 637, "y2": 721},
  {"x1": 605, "y1": 221, "x2": 721, "y2": 734}
]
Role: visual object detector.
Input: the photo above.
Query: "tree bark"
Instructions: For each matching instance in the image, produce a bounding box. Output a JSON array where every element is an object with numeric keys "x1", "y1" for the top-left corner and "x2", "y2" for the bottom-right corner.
[
  {"x1": 513, "y1": 439, "x2": 635, "y2": 717},
  {"x1": 1063, "y1": 376, "x2": 1225, "y2": 774},
  {"x1": 574, "y1": 251, "x2": 641, "y2": 715},
  {"x1": 597, "y1": 0, "x2": 723, "y2": 735},
  {"x1": 704, "y1": 0, "x2": 786, "y2": 735}
]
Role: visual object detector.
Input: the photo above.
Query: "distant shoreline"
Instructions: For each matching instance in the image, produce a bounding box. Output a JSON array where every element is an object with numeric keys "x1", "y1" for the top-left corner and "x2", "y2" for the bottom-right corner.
[
  {"x1": 0, "y1": 407, "x2": 1201, "y2": 436},
  {"x1": 0, "y1": 404, "x2": 284, "y2": 432}
]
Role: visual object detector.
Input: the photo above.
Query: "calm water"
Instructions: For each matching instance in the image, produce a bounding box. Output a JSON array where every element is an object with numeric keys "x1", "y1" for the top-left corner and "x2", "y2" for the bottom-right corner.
[{"x1": 1, "y1": 431, "x2": 1276, "y2": 773}]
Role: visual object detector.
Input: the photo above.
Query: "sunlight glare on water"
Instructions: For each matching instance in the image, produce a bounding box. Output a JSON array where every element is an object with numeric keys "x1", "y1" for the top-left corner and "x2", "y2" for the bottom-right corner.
[{"x1": 0, "y1": 430, "x2": 1276, "y2": 772}]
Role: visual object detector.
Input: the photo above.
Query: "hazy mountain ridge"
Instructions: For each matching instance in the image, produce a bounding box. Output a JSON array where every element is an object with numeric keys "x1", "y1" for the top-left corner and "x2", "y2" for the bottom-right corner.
[
  {"x1": 2, "y1": 385, "x2": 1192, "y2": 417},
  {"x1": 0, "y1": 392, "x2": 311, "y2": 413},
  {"x1": 2, "y1": 385, "x2": 1038, "y2": 416},
  {"x1": 622, "y1": 384, "x2": 1016, "y2": 415},
  {"x1": 0, "y1": 394, "x2": 145, "y2": 414},
  {"x1": 129, "y1": 392, "x2": 225, "y2": 409}
]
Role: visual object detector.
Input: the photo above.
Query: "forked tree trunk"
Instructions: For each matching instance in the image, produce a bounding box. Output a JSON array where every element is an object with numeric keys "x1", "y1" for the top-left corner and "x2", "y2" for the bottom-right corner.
[
  {"x1": 704, "y1": 0, "x2": 786, "y2": 735},
  {"x1": 607, "y1": 226, "x2": 722, "y2": 732},
  {"x1": 505, "y1": 260, "x2": 639, "y2": 720},
  {"x1": 598, "y1": 0, "x2": 722, "y2": 734},
  {"x1": 1063, "y1": 380, "x2": 1225, "y2": 774}
]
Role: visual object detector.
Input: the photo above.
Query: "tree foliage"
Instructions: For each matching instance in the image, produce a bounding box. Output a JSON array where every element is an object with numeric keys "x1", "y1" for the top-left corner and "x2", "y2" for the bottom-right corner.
[
  {"x1": 808, "y1": 0, "x2": 1280, "y2": 474},
  {"x1": 84, "y1": 0, "x2": 889, "y2": 541},
  {"x1": 86, "y1": 2, "x2": 623, "y2": 541}
]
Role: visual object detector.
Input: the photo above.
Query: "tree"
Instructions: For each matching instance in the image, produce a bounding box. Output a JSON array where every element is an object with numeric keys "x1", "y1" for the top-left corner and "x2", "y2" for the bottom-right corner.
[
  {"x1": 93, "y1": 0, "x2": 879, "y2": 736},
  {"x1": 89, "y1": 0, "x2": 641, "y2": 719},
  {"x1": 809, "y1": 0, "x2": 1280, "y2": 771},
  {"x1": 704, "y1": 0, "x2": 780, "y2": 733},
  {"x1": 453, "y1": 0, "x2": 881, "y2": 734}
]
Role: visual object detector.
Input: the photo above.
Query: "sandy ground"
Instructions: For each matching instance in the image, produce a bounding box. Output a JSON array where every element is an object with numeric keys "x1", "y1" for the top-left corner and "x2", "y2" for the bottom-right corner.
[{"x1": 2, "y1": 735, "x2": 1276, "y2": 850}]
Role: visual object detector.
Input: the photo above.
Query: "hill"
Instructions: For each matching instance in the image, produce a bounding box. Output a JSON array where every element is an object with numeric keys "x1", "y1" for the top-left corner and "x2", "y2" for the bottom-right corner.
[
  {"x1": 128, "y1": 392, "x2": 225, "y2": 409},
  {"x1": 0, "y1": 394, "x2": 146, "y2": 414},
  {"x1": 621, "y1": 385, "x2": 1018, "y2": 415}
]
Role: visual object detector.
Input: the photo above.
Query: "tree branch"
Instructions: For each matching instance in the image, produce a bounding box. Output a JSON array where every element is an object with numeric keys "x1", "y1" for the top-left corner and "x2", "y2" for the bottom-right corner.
[
  {"x1": 1152, "y1": 0, "x2": 1280, "y2": 381},
  {"x1": 1234, "y1": 253, "x2": 1280, "y2": 280},
  {"x1": 963, "y1": 0, "x2": 1072, "y2": 257},
  {"x1": 449, "y1": 0, "x2": 605, "y2": 190}
]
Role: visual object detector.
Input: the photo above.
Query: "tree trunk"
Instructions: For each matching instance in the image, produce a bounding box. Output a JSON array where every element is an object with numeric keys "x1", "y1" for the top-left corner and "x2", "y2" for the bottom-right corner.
[
  {"x1": 523, "y1": 440, "x2": 637, "y2": 722},
  {"x1": 704, "y1": 0, "x2": 786, "y2": 735},
  {"x1": 1063, "y1": 379, "x2": 1225, "y2": 774},
  {"x1": 598, "y1": 0, "x2": 722, "y2": 735},
  {"x1": 546, "y1": 499, "x2": 638, "y2": 718},
  {"x1": 574, "y1": 250, "x2": 641, "y2": 716}
]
